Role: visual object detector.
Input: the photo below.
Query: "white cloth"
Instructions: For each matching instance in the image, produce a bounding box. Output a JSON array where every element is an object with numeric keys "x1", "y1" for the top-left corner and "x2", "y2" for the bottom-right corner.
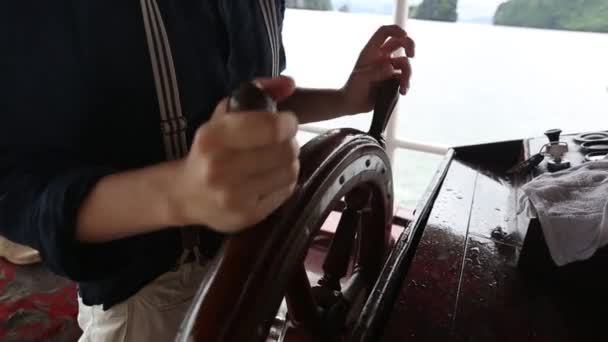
[
  {"x1": 520, "y1": 160, "x2": 608, "y2": 266},
  {"x1": 78, "y1": 262, "x2": 208, "y2": 342}
]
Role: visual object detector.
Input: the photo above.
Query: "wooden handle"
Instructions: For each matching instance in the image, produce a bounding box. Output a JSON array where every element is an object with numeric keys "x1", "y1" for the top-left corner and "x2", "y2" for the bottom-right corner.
[
  {"x1": 368, "y1": 78, "x2": 401, "y2": 141},
  {"x1": 228, "y1": 82, "x2": 277, "y2": 113}
]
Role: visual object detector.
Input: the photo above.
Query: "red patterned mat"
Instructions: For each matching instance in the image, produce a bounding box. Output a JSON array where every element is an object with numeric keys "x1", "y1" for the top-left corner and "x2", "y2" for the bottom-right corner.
[{"x1": 0, "y1": 258, "x2": 81, "y2": 342}]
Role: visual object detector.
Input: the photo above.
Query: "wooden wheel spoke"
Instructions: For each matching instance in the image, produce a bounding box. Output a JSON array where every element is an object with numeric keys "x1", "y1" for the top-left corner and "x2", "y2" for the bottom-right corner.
[
  {"x1": 341, "y1": 270, "x2": 371, "y2": 330},
  {"x1": 285, "y1": 264, "x2": 322, "y2": 334},
  {"x1": 311, "y1": 270, "x2": 369, "y2": 340},
  {"x1": 342, "y1": 270, "x2": 367, "y2": 304},
  {"x1": 357, "y1": 195, "x2": 387, "y2": 281},
  {"x1": 318, "y1": 207, "x2": 360, "y2": 292},
  {"x1": 319, "y1": 188, "x2": 372, "y2": 291}
]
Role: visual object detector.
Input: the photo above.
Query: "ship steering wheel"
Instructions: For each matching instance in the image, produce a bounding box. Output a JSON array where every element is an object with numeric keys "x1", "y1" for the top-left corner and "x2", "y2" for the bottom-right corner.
[{"x1": 177, "y1": 79, "x2": 400, "y2": 342}]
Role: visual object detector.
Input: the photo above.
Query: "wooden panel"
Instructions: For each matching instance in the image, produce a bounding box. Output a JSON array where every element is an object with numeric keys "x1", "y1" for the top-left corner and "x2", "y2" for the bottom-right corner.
[
  {"x1": 452, "y1": 235, "x2": 530, "y2": 342},
  {"x1": 467, "y1": 173, "x2": 524, "y2": 247},
  {"x1": 381, "y1": 161, "x2": 477, "y2": 341},
  {"x1": 380, "y1": 135, "x2": 608, "y2": 342}
]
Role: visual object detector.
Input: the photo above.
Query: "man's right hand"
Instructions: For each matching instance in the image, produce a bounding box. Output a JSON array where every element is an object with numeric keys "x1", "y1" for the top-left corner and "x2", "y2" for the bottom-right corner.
[
  {"x1": 76, "y1": 78, "x2": 299, "y2": 242},
  {"x1": 169, "y1": 94, "x2": 300, "y2": 233}
]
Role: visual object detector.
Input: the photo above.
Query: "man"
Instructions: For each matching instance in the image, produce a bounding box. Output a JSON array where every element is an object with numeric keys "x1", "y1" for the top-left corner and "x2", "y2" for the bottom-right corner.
[{"x1": 0, "y1": 1, "x2": 414, "y2": 341}]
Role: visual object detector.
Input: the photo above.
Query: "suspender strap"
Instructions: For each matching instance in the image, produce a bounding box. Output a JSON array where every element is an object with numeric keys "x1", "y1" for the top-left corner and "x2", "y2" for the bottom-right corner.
[
  {"x1": 258, "y1": 0, "x2": 281, "y2": 77},
  {"x1": 139, "y1": 0, "x2": 281, "y2": 267},
  {"x1": 139, "y1": 0, "x2": 199, "y2": 267}
]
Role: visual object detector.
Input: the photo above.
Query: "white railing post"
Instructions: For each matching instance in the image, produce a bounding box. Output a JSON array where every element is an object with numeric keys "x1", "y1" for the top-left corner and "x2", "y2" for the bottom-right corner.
[
  {"x1": 394, "y1": 0, "x2": 409, "y2": 29},
  {"x1": 385, "y1": 0, "x2": 409, "y2": 162}
]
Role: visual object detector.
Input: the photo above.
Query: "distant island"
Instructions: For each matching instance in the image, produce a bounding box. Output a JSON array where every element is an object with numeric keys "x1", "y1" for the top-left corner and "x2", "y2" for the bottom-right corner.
[
  {"x1": 285, "y1": 0, "x2": 333, "y2": 11},
  {"x1": 287, "y1": 0, "x2": 461, "y2": 22},
  {"x1": 287, "y1": 0, "x2": 608, "y2": 34},
  {"x1": 410, "y1": 0, "x2": 458, "y2": 22},
  {"x1": 494, "y1": 0, "x2": 608, "y2": 33}
]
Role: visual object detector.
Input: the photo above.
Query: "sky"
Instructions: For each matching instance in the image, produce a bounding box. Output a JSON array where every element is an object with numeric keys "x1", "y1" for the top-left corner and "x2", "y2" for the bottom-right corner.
[{"x1": 456, "y1": 0, "x2": 506, "y2": 20}]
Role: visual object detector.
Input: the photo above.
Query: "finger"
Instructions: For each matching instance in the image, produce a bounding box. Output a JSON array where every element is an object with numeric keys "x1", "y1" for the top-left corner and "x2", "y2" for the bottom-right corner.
[
  {"x1": 408, "y1": 37, "x2": 416, "y2": 58},
  {"x1": 367, "y1": 25, "x2": 408, "y2": 48},
  {"x1": 374, "y1": 64, "x2": 397, "y2": 83},
  {"x1": 242, "y1": 160, "x2": 299, "y2": 197},
  {"x1": 211, "y1": 98, "x2": 230, "y2": 119},
  {"x1": 254, "y1": 76, "x2": 297, "y2": 101},
  {"x1": 211, "y1": 111, "x2": 299, "y2": 149},
  {"x1": 389, "y1": 57, "x2": 412, "y2": 95},
  {"x1": 381, "y1": 36, "x2": 415, "y2": 58},
  {"x1": 352, "y1": 58, "x2": 395, "y2": 83},
  {"x1": 231, "y1": 138, "x2": 300, "y2": 176}
]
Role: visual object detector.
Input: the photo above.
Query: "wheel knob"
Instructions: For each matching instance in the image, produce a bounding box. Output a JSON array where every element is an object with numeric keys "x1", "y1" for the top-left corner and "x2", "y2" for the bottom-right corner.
[
  {"x1": 228, "y1": 82, "x2": 276, "y2": 112},
  {"x1": 544, "y1": 129, "x2": 562, "y2": 143}
]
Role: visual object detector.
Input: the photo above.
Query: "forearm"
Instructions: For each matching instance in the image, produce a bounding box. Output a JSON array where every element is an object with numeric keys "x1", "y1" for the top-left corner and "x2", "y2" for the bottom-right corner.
[
  {"x1": 279, "y1": 87, "x2": 351, "y2": 124},
  {"x1": 76, "y1": 160, "x2": 180, "y2": 243}
]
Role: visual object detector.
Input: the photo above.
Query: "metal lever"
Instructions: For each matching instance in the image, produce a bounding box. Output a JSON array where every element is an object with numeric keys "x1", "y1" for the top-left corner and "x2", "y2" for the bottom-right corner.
[
  {"x1": 368, "y1": 78, "x2": 401, "y2": 142},
  {"x1": 544, "y1": 128, "x2": 562, "y2": 143},
  {"x1": 506, "y1": 153, "x2": 545, "y2": 176},
  {"x1": 542, "y1": 128, "x2": 570, "y2": 172}
]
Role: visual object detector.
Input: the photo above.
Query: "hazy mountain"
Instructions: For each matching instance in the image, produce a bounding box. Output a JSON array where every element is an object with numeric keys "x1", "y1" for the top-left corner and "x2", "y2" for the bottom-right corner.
[{"x1": 494, "y1": 0, "x2": 608, "y2": 33}]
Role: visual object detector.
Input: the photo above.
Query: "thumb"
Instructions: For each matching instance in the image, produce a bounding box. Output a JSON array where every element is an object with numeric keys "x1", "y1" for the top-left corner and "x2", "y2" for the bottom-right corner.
[
  {"x1": 254, "y1": 76, "x2": 296, "y2": 102},
  {"x1": 210, "y1": 97, "x2": 240, "y2": 122}
]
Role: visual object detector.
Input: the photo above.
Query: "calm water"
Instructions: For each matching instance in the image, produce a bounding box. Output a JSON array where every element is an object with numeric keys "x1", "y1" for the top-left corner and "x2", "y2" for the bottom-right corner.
[{"x1": 283, "y1": 9, "x2": 608, "y2": 207}]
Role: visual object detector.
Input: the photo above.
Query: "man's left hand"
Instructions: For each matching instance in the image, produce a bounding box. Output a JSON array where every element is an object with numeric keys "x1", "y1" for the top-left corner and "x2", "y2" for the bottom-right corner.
[{"x1": 341, "y1": 25, "x2": 415, "y2": 115}]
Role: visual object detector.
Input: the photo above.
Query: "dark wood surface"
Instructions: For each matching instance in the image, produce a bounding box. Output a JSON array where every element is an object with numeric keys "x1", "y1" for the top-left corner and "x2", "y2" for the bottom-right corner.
[
  {"x1": 379, "y1": 134, "x2": 608, "y2": 341},
  {"x1": 352, "y1": 150, "x2": 454, "y2": 341}
]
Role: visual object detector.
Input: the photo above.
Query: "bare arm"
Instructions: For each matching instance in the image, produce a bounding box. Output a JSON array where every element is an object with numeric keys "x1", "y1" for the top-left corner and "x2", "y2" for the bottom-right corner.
[
  {"x1": 77, "y1": 79, "x2": 300, "y2": 243},
  {"x1": 279, "y1": 88, "x2": 350, "y2": 124},
  {"x1": 76, "y1": 161, "x2": 179, "y2": 242}
]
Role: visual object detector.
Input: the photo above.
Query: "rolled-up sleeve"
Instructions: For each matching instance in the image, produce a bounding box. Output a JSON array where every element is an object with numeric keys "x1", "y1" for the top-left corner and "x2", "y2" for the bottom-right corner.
[
  {"x1": 0, "y1": 2, "x2": 135, "y2": 282},
  {"x1": 0, "y1": 152, "x2": 133, "y2": 281}
]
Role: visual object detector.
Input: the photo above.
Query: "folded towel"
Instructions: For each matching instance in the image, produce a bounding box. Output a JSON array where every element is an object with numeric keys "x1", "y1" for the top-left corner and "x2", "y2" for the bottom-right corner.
[{"x1": 520, "y1": 160, "x2": 608, "y2": 266}]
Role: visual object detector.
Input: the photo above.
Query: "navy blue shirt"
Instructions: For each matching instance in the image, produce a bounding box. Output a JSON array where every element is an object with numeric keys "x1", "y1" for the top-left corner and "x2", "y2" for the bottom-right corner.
[{"x1": 0, "y1": 0, "x2": 286, "y2": 308}]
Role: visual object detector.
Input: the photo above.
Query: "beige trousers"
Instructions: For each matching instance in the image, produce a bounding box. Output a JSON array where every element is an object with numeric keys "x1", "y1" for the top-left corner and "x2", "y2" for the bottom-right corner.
[
  {"x1": 0, "y1": 235, "x2": 40, "y2": 265},
  {"x1": 77, "y1": 262, "x2": 208, "y2": 342}
]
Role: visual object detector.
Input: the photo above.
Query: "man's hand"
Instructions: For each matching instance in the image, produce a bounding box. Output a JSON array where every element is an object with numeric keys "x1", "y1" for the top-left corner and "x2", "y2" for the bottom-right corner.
[
  {"x1": 169, "y1": 78, "x2": 300, "y2": 233},
  {"x1": 342, "y1": 25, "x2": 415, "y2": 115},
  {"x1": 277, "y1": 26, "x2": 414, "y2": 123},
  {"x1": 76, "y1": 78, "x2": 298, "y2": 242}
]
